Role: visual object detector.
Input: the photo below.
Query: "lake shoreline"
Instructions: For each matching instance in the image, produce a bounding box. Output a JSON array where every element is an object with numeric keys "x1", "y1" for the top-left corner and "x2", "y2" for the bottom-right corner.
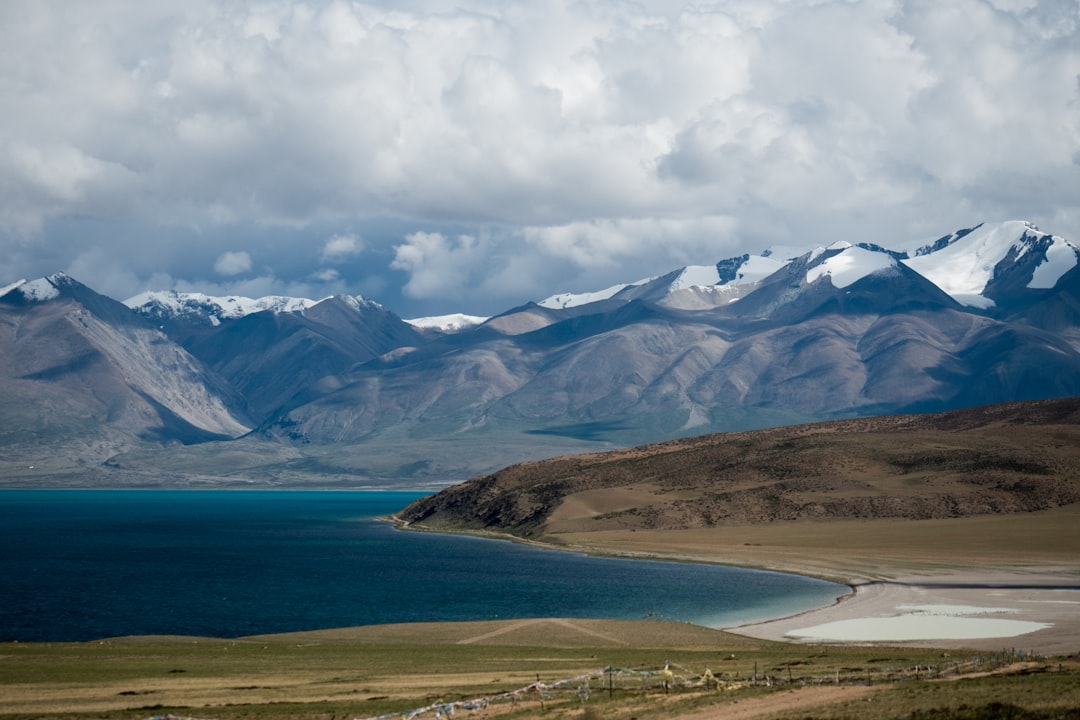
[
  {"x1": 1, "y1": 489, "x2": 840, "y2": 642},
  {"x1": 389, "y1": 513, "x2": 1080, "y2": 656}
]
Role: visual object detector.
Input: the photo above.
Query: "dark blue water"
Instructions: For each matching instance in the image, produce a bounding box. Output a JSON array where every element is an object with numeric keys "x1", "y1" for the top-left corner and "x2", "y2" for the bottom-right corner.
[{"x1": 0, "y1": 490, "x2": 844, "y2": 642}]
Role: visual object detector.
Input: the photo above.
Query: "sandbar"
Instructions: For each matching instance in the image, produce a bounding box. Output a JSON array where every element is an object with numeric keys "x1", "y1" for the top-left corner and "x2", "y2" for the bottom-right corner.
[{"x1": 730, "y1": 569, "x2": 1080, "y2": 655}]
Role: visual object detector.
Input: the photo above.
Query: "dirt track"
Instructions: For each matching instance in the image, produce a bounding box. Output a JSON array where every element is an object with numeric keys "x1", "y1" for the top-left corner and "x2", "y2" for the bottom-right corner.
[{"x1": 669, "y1": 685, "x2": 883, "y2": 719}]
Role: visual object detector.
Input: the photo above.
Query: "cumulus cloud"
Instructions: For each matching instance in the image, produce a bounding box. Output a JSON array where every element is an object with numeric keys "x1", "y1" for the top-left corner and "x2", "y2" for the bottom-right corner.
[
  {"x1": 214, "y1": 251, "x2": 253, "y2": 276},
  {"x1": 0, "y1": 0, "x2": 1077, "y2": 315},
  {"x1": 312, "y1": 268, "x2": 341, "y2": 282},
  {"x1": 391, "y1": 216, "x2": 743, "y2": 306},
  {"x1": 321, "y1": 234, "x2": 364, "y2": 263},
  {"x1": 392, "y1": 231, "x2": 492, "y2": 300}
]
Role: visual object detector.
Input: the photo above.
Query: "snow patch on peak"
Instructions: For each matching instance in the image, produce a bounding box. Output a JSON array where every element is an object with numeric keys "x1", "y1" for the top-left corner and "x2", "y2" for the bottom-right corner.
[
  {"x1": 125, "y1": 290, "x2": 319, "y2": 321},
  {"x1": 806, "y1": 246, "x2": 897, "y2": 289},
  {"x1": 1029, "y1": 235, "x2": 1079, "y2": 289},
  {"x1": 670, "y1": 265, "x2": 721, "y2": 292},
  {"x1": 539, "y1": 281, "x2": 641, "y2": 309},
  {"x1": 407, "y1": 313, "x2": 489, "y2": 332},
  {"x1": 20, "y1": 277, "x2": 60, "y2": 302},
  {"x1": 724, "y1": 254, "x2": 787, "y2": 287},
  {"x1": 902, "y1": 221, "x2": 1053, "y2": 308},
  {"x1": 222, "y1": 294, "x2": 317, "y2": 316},
  {"x1": 335, "y1": 294, "x2": 377, "y2": 312}
]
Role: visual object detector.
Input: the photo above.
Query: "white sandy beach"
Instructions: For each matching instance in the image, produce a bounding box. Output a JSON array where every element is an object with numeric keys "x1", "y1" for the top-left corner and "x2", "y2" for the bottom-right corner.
[{"x1": 731, "y1": 568, "x2": 1080, "y2": 655}]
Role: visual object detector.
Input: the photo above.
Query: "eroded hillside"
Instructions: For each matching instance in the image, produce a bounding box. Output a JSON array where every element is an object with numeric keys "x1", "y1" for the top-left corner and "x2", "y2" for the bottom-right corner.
[{"x1": 397, "y1": 398, "x2": 1080, "y2": 536}]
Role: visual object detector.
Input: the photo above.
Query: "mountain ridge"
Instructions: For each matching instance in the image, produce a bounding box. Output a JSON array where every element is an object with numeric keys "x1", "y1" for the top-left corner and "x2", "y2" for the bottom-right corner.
[{"x1": 5, "y1": 219, "x2": 1080, "y2": 487}]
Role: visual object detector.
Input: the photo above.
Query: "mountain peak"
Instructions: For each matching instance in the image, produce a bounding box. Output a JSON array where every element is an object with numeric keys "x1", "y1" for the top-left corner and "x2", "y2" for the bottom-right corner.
[
  {"x1": 125, "y1": 290, "x2": 321, "y2": 327},
  {"x1": 902, "y1": 220, "x2": 1079, "y2": 309},
  {"x1": 805, "y1": 244, "x2": 898, "y2": 289},
  {"x1": 0, "y1": 274, "x2": 71, "y2": 303},
  {"x1": 538, "y1": 280, "x2": 645, "y2": 309},
  {"x1": 407, "y1": 313, "x2": 489, "y2": 332},
  {"x1": 331, "y1": 294, "x2": 380, "y2": 313}
]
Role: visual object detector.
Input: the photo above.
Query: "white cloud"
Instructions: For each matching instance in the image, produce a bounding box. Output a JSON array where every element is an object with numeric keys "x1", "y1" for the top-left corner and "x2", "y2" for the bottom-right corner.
[
  {"x1": 391, "y1": 216, "x2": 743, "y2": 307},
  {"x1": 0, "y1": 0, "x2": 1076, "y2": 314},
  {"x1": 523, "y1": 216, "x2": 740, "y2": 270},
  {"x1": 321, "y1": 234, "x2": 364, "y2": 263},
  {"x1": 214, "y1": 250, "x2": 252, "y2": 276},
  {"x1": 392, "y1": 231, "x2": 491, "y2": 300},
  {"x1": 312, "y1": 268, "x2": 341, "y2": 282}
]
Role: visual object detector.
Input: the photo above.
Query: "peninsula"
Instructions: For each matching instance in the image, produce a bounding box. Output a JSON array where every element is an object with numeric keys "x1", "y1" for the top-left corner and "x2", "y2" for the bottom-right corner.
[{"x1": 397, "y1": 398, "x2": 1080, "y2": 655}]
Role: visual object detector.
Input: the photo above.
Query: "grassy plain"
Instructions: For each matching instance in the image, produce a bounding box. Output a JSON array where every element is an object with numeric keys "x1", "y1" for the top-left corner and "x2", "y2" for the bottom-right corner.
[
  {"x1": 4, "y1": 619, "x2": 1079, "y2": 720},
  {"x1": 6, "y1": 400, "x2": 1080, "y2": 718},
  {"x1": 5, "y1": 501, "x2": 1079, "y2": 719}
]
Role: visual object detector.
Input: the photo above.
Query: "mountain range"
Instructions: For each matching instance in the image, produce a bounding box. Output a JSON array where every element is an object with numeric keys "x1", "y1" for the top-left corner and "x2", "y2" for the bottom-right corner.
[{"x1": 3, "y1": 219, "x2": 1080, "y2": 488}]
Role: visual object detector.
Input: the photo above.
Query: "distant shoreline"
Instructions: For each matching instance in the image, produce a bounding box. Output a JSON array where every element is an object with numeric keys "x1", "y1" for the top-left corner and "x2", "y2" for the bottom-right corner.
[{"x1": 391, "y1": 509, "x2": 1080, "y2": 655}]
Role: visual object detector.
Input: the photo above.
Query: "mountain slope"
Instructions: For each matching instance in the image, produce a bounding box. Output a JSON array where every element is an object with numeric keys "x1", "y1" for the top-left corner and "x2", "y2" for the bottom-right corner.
[
  {"x1": 397, "y1": 398, "x2": 1080, "y2": 536},
  {"x1": 131, "y1": 292, "x2": 426, "y2": 419},
  {"x1": 265, "y1": 248, "x2": 1080, "y2": 452},
  {"x1": 5, "y1": 219, "x2": 1080, "y2": 488},
  {"x1": 902, "y1": 221, "x2": 1080, "y2": 311},
  {"x1": 0, "y1": 275, "x2": 251, "y2": 453}
]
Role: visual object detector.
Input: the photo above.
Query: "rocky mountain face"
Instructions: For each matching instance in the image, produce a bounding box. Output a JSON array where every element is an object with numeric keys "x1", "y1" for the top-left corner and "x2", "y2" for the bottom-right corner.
[
  {"x1": 146, "y1": 293, "x2": 427, "y2": 419},
  {"x1": 3, "y1": 220, "x2": 1080, "y2": 487},
  {"x1": 0, "y1": 275, "x2": 251, "y2": 468}
]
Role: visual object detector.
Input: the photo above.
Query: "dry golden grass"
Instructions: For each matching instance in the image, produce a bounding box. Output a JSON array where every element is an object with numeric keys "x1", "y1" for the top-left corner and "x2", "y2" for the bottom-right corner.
[
  {"x1": 541, "y1": 503, "x2": 1080, "y2": 581},
  {"x1": 4, "y1": 633, "x2": 1078, "y2": 720}
]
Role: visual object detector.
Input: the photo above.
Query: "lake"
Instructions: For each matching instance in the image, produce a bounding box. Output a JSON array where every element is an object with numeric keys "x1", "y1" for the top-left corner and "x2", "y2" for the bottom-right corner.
[{"x1": 0, "y1": 490, "x2": 845, "y2": 642}]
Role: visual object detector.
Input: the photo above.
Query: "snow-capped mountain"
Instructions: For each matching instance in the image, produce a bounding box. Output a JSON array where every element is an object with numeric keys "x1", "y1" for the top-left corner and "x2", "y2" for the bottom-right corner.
[
  {"x1": 533, "y1": 220, "x2": 1079, "y2": 320},
  {"x1": 903, "y1": 221, "x2": 1079, "y2": 309},
  {"x1": 5, "y1": 219, "x2": 1080, "y2": 488},
  {"x1": 406, "y1": 313, "x2": 489, "y2": 332},
  {"x1": 1, "y1": 277, "x2": 63, "y2": 302},
  {"x1": 536, "y1": 256, "x2": 788, "y2": 311},
  {"x1": 125, "y1": 290, "x2": 320, "y2": 329},
  {"x1": 151, "y1": 293, "x2": 425, "y2": 418}
]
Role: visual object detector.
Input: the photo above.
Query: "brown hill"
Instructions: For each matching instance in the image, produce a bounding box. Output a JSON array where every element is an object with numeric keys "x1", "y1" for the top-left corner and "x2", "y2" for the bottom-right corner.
[{"x1": 398, "y1": 398, "x2": 1080, "y2": 537}]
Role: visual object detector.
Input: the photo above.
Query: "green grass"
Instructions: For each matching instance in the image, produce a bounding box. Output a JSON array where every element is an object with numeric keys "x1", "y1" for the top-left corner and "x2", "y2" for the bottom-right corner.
[
  {"x1": 776, "y1": 667, "x2": 1080, "y2": 720},
  {"x1": 2, "y1": 625, "x2": 1076, "y2": 720}
]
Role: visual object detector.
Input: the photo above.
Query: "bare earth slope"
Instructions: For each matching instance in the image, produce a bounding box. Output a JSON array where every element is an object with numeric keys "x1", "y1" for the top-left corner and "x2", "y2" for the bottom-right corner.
[{"x1": 399, "y1": 398, "x2": 1080, "y2": 537}]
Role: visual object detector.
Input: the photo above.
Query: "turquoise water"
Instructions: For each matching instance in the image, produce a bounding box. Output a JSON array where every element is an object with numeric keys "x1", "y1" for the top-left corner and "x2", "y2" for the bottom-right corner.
[{"x1": 0, "y1": 490, "x2": 845, "y2": 641}]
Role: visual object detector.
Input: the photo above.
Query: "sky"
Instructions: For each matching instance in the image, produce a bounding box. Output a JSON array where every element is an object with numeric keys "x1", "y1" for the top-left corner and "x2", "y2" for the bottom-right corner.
[{"x1": 2, "y1": 0, "x2": 1079, "y2": 318}]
